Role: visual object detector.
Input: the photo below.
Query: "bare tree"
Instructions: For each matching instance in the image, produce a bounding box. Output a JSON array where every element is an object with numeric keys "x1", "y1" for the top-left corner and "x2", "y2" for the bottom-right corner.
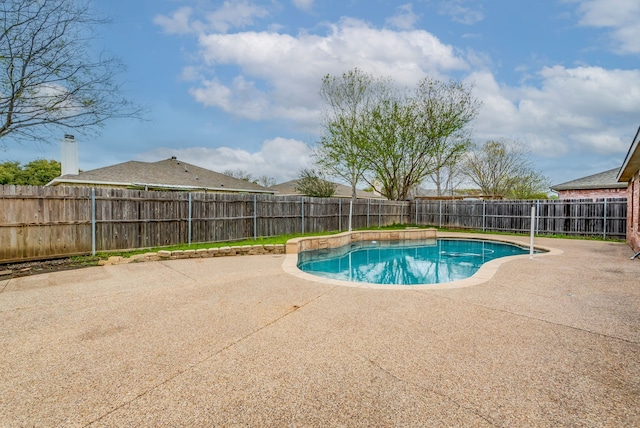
[
  {"x1": 223, "y1": 169, "x2": 275, "y2": 187},
  {"x1": 428, "y1": 158, "x2": 467, "y2": 196},
  {"x1": 295, "y1": 169, "x2": 336, "y2": 198},
  {"x1": 463, "y1": 140, "x2": 549, "y2": 199},
  {"x1": 223, "y1": 169, "x2": 253, "y2": 181},
  {"x1": 255, "y1": 175, "x2": 276, "y2": 188},
  {"x1": 0, "y1": 0, "x2": 143, "y2": 144}
]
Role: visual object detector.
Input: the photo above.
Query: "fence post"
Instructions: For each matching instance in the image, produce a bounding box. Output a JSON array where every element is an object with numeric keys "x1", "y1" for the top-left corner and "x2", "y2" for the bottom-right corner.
[
  {"x1": 253, "y1": 194, "x2": 257, "y2": 240},
  {"x1": 379, "y1": 199, "x2": 382, "y2": 227},
  {"x1": 301, "y1": 197, "x2": 305, "y2": 234},
  {"x1": 415, "y1": 200, "x2": 419, "y2": 225},
  {"x1": 367, "y1": 199, "x2": 370, "y2": 228},
  {"x1": 91, "y1": 188, "x2": 96, "y2": 256},
  {"x1": 482, "y1": 201, "x2": 486, "y2": 232},
  {"x1": 188, "y1": 192, "x2": 192, "y2": 246},
  {"x1": 536, "y1": 200, "x2": 541, "y2": 234},
  {"x1": 529, "y1": 204, "x2": 535, "y2": 259},
  {"x1": 603, "y1": 198, "x2": 608, "y2": 240},
  {"x1": 439, "y1": 200, "x2": 442, "y2": 228},
  {"x1": 339, "y1": 199, "x2": 342, "y2": 231}
]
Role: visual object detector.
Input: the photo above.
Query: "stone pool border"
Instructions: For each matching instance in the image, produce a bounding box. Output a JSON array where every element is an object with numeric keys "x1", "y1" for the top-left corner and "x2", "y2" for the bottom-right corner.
[{"x1": 282, "y1": 229, "x2": 563, "y2": 290}]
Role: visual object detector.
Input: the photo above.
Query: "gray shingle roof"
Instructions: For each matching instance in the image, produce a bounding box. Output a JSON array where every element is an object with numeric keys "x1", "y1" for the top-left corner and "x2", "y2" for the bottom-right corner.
[
  {"x1": 550, "y1": 168, "x2": 626, "y2": 191},
  {"x1": 48, "y1": 158, "x2": 274, "y2": 193},
  {"x1": 270, "y1": 180, "x2": 386, "y2": 199}
]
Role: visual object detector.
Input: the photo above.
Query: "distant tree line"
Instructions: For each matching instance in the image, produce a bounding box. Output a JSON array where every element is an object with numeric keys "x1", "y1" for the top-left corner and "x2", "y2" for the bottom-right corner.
[
  {"x1": 0, "y1": 160, "x2": 61, "y2": 185},
  {"x1": 223, "y1": 169, "x2": 276, "y2": 188}
]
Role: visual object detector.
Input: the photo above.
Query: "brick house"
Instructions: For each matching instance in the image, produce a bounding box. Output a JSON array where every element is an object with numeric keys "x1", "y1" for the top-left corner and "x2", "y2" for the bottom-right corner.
[
  {"x1": 618, "y1": 126, "x2": 640, "y2": 253},
  {"x1": 551, "y1": 168, "x2": 627, "y2": 200}
]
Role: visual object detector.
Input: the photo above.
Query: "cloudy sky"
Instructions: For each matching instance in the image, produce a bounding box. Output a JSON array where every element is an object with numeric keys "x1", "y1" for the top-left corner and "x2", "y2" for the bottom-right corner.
[{"x1": 3, "y1": 0, "x2": 640, "y2": 187}]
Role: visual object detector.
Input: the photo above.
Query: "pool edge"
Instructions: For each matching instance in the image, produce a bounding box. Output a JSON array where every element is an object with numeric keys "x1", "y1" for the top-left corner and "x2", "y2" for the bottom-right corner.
[{"x1": 282, "y1": 230, "x2": 563, "y2": 290}]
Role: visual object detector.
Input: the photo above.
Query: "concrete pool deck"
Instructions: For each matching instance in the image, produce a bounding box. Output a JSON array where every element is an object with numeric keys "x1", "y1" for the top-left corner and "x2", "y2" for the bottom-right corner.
[{"x1": 1, "y1": 233, "x2": 639, "y2": 426}]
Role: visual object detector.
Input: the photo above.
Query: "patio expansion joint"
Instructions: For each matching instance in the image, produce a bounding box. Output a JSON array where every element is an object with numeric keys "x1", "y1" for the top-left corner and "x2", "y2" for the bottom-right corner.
[
  {"x1": 357, "y1": 352, "x2": 499, "y2": 427},
  {"x1": 416, "y1": 290, "x2": 640, "y2": 347},
  {"x1": 82, "y1": 283, "x2": 341, "y2": 428}
]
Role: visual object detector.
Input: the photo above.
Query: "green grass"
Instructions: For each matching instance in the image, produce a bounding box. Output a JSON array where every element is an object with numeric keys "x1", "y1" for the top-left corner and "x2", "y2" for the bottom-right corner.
[
  {"x1": 93, "y1": 230, "x2": 346, "y2": 259},
  {"x1": 417, "y1": 224, "x2": 625, "y2": 243},
  {"x1": 68, "y1": 222, "x2": 622, "y2": 266}
]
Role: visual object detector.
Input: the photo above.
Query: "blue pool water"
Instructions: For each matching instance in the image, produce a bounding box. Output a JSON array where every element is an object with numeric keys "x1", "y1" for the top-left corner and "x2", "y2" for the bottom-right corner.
[{"x1": 297, "y1": 239, "x2": 534, "y2": 285}]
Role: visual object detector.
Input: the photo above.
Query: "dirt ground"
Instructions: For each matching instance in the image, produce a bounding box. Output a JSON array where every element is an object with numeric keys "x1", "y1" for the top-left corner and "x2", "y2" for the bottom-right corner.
[{"x1": 0, "y1": 256, "x2": 101, "y2": 279}]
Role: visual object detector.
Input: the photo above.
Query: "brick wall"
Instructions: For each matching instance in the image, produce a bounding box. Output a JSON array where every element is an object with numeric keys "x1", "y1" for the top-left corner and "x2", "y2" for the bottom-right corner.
[
  {"x1": 558, "y1": 188, "x2": 627, "y2": 200},
  {"x1": 628, "y1": 172, "x2": 640, "y2": 251}
]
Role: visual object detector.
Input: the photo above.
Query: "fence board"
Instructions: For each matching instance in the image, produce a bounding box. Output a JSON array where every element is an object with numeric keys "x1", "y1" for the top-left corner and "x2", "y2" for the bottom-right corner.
[
  {"x1": 413, "y1": 198, "x2": 627, "y2": 239},
  {"x1": 0, "y1": 185, "x2": 627, "y2": 263}
]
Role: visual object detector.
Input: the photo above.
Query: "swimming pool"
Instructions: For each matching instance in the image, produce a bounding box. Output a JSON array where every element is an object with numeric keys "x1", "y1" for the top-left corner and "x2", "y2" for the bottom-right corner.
[{"x1": 297, "y1": 238, "x2": 536, "y2": 285}]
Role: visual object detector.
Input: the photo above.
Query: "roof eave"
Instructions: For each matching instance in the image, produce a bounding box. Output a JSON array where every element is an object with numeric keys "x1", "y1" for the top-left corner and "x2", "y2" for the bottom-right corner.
[
  {"x1": 47, "y1": 178, "x2": 275, "y2": 194},
  {"x1": 618, "y1": 126, "x2": 640, "y2": 182},
  {"x1": 551, "y1": 183, "x2": 628, "y2": 191}
]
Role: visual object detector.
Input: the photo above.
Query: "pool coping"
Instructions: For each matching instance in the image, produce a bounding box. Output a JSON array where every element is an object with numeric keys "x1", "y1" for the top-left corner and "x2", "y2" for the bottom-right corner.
[{"x1": 282, "y1": 230, "x2": 563, "y2": 290}]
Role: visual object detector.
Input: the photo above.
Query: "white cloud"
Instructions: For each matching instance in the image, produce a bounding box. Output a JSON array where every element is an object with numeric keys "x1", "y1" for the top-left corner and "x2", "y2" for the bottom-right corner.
[
  {"x1": 154, "y1": 3, "x2": 640, "y2": 182},
  {"x1": 470, "y1": 66, "x2": 640, "y2": 158},
  {"x1": 205, "y1": 0, "x2": 269, "y2": 33},
  {"x1": 292, "y1": 0, "x2": 314, "y2": 12},
  {"x1": 153, "y1": 7, "x2": 194, "y2": 35},
  {"x1": 154, "y1": 1, "x2": 269, "y2": 35},
  {"x1": 569, "y1": 0, "x2": 640, "y2": 54},
  {"x1": 137, "y1": 138, "x2": 312, "y2": 183},
  {"x1": 439, "y1": 1, "x2": 484, "y2": 25},
  {"x1": 386, "y1": 4, "x2": 419, "y2": 30},
  {"x1": 190, "y1": 18, "x2": 468, "y2": 123}
]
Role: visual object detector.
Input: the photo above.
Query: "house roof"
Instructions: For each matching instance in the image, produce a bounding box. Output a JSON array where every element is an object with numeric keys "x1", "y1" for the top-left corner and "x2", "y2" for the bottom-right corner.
[
  {"x1": 47, "y1": 158, "x2": 275, "y2": 193},
  {"x1": 270, "y1": 179, "x2": 386, "y2": 199},
  {"x1": 618, "y1": 126, "x2": 640, "y2": 182},
  {"x1": 550, "y1": 168, "x2": 626, "y2": 191}
]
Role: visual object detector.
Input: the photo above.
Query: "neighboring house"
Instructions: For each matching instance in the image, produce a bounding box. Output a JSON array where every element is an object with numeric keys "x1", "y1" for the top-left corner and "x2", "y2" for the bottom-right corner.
[
  {"x1": 270, "y1": 180, "x2": 386, "y2": 200},
  {"x1": 550, "y1": 168, "x2": 627, "y2": 200},
  {"x1": 47, "y1": 156, "x2": 275, "y2": 194},
  {"x1": 413, "y1": 188, "x2": 503, "y2": 200},
  {"x1": 617, "y1": 126, "x2": 640, "y2": 253}
]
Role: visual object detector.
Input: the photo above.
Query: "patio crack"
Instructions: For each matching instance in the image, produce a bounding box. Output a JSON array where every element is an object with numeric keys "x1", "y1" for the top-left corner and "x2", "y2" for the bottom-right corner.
[
  {"x1": 358, "y1": 353, "x2": 500, "y2": 427},
  {"x1": 418, "y1": 290, "x2": 640, "y2": 346},
  {"x1": 83, "y1": 283, "x2": 340, "y2": 427}
]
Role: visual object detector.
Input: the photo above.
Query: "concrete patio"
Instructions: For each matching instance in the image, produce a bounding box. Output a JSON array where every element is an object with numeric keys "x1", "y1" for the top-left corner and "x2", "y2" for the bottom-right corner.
[{"x1": 1, "y1": 234, "x2": 639, "y2": 427}]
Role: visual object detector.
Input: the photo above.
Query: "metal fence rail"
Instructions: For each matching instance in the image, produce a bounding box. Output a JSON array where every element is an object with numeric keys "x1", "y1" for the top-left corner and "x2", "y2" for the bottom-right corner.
[
  {"x1": 0, "y1": 185, "x2": 627, "y2": 263},
  {"x1": 0, "y1": 186, "x2": 408, "y2": 262},
  {"x1": 414, "y1": 198, "x2": 627, "y2": 239}
]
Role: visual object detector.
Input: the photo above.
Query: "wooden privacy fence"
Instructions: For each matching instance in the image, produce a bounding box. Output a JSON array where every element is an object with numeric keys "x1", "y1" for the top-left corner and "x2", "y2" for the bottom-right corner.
[
  {"x1": 0, "y1": 186, "x2": 628, "y2": 263},
  {"x1": 0, "y1": 186, "x2": 409, "y2": 263},
  {"x1": 414, "y1": 198, "x2": 627, "y2": 239}
]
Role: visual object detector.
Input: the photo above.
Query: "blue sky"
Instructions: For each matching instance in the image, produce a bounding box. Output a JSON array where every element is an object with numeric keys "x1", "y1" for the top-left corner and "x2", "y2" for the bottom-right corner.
[{"x1": 3, "y1": 0, "x2": 640, "y2": 187}]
